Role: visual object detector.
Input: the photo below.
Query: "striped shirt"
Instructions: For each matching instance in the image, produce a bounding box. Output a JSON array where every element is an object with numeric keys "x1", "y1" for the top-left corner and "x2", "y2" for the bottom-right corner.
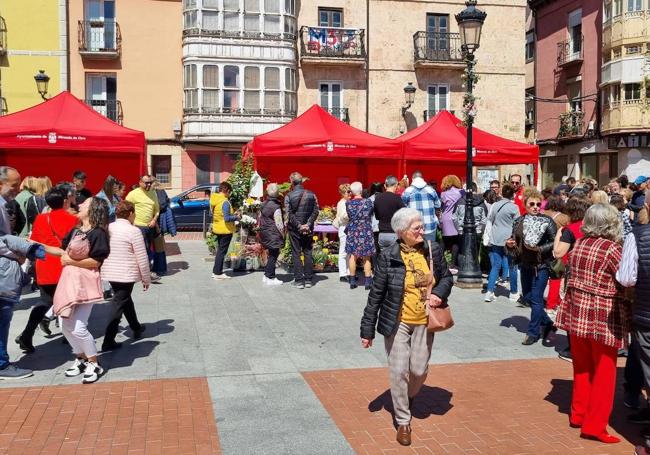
[{"x1": 616, "y1": 234, "x2": 638, "y2": 287}]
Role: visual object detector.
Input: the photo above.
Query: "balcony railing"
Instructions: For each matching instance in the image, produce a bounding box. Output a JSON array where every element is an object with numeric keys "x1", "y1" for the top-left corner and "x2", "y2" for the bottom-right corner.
[
  {"x1": 423, "y1": 110, "x2": 455, "y2": 121},
  {"x1": 558, "y1": 111, "x2": 584, "y2": 138},
  {"x1": 183, "y1": 27, "x2": 296, "y2": 41},
  {"x1": 85, "y1": 99, "x2": 123, "y2": 125},
  {"x1": 327, "y1": 107, "x2": 349, "y2": 123},
  {"x1": 78, "y1": 20, "x2": 121, "y2": 58},
  {"x1": 300, "y1": 26, "x2": 366, "y2": 61},
  {"x1": 414, "y1": 32, "x2": 463, "y2": 65},
  {"x1": 0, "y1": 97, "x2": 7, "y2": 116},
  {"x1": 183, "y1": 106, "x2": 296, "y2": 117},
  {"x1": 557, "y1": 35, "x2": 583, "y2": 67},
  {"x1": 0, "y1": 16, "x2": 6, "y2": 56}
]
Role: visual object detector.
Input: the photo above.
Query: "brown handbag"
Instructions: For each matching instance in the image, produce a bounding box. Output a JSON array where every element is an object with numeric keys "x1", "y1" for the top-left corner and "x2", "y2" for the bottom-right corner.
[{"x1": 425, "y1": 240, "x2": 454, "y2": 332}]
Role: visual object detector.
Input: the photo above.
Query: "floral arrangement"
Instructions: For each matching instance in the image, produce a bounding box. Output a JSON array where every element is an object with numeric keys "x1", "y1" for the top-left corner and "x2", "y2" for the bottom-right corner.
[
  {"x1": 238, "y1": 214, "x2": 258, "y2": 231},
  {"x1": 279, "y1": 235, "x2": 340, "y2": 271},
  {"x1": 226, "y1": 155, "x2": 254, "y2": 209},
  {"x1": 460, "y1": 56, "x2": 480, "y2": 127},
  {"x1": 317, "y1": 206, "x2": 337, "y2": 223}
]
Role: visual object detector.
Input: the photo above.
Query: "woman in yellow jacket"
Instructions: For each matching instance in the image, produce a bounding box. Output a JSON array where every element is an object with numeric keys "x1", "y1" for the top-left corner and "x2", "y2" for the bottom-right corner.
[{"x1": 210, "y1": 182, "x2": 240, "y2": 280}]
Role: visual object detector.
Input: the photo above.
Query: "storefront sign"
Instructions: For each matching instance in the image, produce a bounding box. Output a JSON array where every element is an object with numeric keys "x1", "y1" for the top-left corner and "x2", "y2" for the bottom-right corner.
[{"x1": 607, "y1": 134, "x2": 650, "y2": 149}]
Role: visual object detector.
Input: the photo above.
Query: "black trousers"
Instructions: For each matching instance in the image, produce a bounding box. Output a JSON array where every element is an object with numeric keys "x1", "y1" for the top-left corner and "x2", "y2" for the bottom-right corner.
[
  {"x1": 104, "y1": 282, "x2": 142, "y2": 344},
  {"x1": 289, "y1": 231, "x2": 313, "y2": 282},
  {"x1": 212, "y1": 234, "x2": 233, "y2": 275},
  {"x1": 442, "y1": 235, "x2": 461, "y2": 268},
  {"x1": 21, "y1": 284, "x2": 57, "y2": 342},
  {"x1": 265, "y1": 248, "x2": 280, "y2": 279}
]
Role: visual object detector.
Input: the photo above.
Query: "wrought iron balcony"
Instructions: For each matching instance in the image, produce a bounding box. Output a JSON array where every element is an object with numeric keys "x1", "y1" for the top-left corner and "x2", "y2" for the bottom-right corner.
[
  {"x1": 558, "y1": 111, "x2": 584, "y2": 139},
  {"x1": 0, "y1": 16, "x2": 6, "y2": 56},
  {"x1": 0, "y1": 97, "x2": 7, "y2": 116},
  {"x1": 85, "y1": 99, "x2": 123, "y2": 125},
  {"x1": 557, "y1": 35, "x2": 583, "y2": 67},
  {"x1": 300, "y1": 26, "x2": 366, "y2": 63},
  {"x1": 327, "y1": 107, "x2": 349, "y2": 123},
  {"x1": 423, "y1": 110, "x2": 455, "y2": 121},
  {"x1": 78, "y1": 20, "x2": 121, "y2": 59},
  {"x1": 414, "y1": 32, "x2": 464, "y2": 67},
  {"x1": 183, "y1": 106, "x2": 296, "y2": 117}
]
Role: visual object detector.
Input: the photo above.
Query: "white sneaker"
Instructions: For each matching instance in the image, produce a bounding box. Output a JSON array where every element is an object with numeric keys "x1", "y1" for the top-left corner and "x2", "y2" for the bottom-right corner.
[
  {"x1": 212, "y1": 273, "x2": 231, "y2": 280},
  {"x1": 484, "y1": 291, "x2": 495, "y2": 302},
  {"x1": 150, "y1": 272, "x2": 161, "y2": 282},
  {"x1": 65, "y1": 358, "x2": 87, "y2": 377},
  {"x1": 509, "y1": 292, "x2": 520, "y2": 302},
  {"x1": 82, "y1": 361, "x2": 104, "y2": 384},
  {"x1": 266, "y1": 278, "x2": 283, "y2": 286},
  {"x1": 449, "y1": 268, "x2": 459, "y2": 275}
]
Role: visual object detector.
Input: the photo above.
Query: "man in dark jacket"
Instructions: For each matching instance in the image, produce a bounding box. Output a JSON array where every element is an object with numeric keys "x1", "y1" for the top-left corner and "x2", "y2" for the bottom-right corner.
[{"x1": 284, "y1": 172, "x2": 319, "y2": 289}]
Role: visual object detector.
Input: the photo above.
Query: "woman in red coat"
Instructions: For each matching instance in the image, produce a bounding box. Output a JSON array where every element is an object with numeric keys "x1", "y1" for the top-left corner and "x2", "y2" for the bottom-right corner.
[{"x1": 556, "y1": 203, "x2": 629, "y2": 444}]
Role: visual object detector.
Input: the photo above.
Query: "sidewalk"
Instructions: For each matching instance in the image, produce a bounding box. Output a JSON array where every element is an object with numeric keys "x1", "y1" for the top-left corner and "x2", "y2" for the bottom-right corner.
[{"x1": 0, "y1": 239, "x2": 643, "y2": 454}]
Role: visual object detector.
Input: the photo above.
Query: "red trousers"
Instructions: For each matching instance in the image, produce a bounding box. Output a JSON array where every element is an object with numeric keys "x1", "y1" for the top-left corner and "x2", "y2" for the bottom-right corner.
[
  {"x1": 569, "y1": 334, "x2": 618, "y2": 436},
  {"x1": 547, "y1": 278, "x2": 561, "y2": 310}
]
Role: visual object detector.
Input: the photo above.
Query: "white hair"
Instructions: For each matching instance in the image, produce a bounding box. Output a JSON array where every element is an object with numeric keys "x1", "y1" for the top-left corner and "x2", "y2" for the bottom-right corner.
[
  {"x1": 0, "y1": 166, "x2": 17, "y2": 183},
  {"x1": 391, "y1": 208, "x2": 422, "y2": 235},
  {"x1": 266, "y1": 183, "x2": 279, "y2": 198},
  {"x1": 350, "y1": 181, "x2": 363, "y2": 196}
]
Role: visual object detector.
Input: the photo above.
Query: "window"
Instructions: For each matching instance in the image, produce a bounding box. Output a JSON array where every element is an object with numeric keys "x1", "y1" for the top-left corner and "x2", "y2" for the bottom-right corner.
[
  {"x1": 627, "y1": 0, "x2": 642, "y2": 11},
  {"x1": 319, "y1": 81, "x2": 342, "y2": 119},
  {"x1": 613, "y1": 0, "x2": 622, "y2": 16},
  {"x1": 525, "y1": 88, "x2": 535, "y2": 125},
  {"x1": 525, "y1": 30, "x2": 535, "y2": 61},
  {"x1": 613, "y1": 47, "x2": 622, "y2": 58},
  {"x1": 86, "y1": 73, "x2": 118, "y2": 122},
  {"x1": 284, "y1": 68, "x2": 296, "y2": 114},
  {"x1": 223, "y1": 66, "x2": 240, "y2": 112},
  {"x1": 604, "y1": 1, "x2": 612, "y2": 22},
  {"x1": 602, "y1": 86, "x2": 610, "y2": 106},
  {"x1": 567, "y1": 80, "x2": 581, "y2": 112},
  {"x1": 318, "y1": 8, "x2": 343, "y2": 27},
  {"x1": 265, "y1": 0, "x2": 280, "y2": 13},
  {"x1": 626, "y1": 45, "x2": 641, "y2": 55},
  {"x1": 184, "y1": 64, "x2": 198, "y2": 112},
  {"x1": 152, "y1": 155, "x2": 172, "y2": 186},
  {"x1": 611, "y1": 83, "x2": 620, "y2": 104},
  {"x1": 196, "y1": 154, "x2": 211, "y2": 185},
  {"x1": 202, "y1": 65, "x2": 219, "y2": 113},
  {"x1": 203, "y1": 10, "x2": 219, "y2": 30},
  {"x1": 244, "y1": 66, "x2": 260, "y2": 111},
  {"x1": 265, "y1": 0, "x2": 281, "y2": 33},
  {"x1": 427, "y1": 13, "x2": 449, "y2": 54},
  {"x1": 285, "y1": 0, "x2": 295, "y2": 15},
  {"x1": 568, "y1": 9, "x2": 582, "y2": 57},
  {"x1": 624, "y1": 83, "x2": 641, "y2": 100},
  {"x1": 183, "y1": 0, "x2": 198, "y2": 29},
  {"x1": 427, "y1": 85, "x2": 449, "y2": 115},
  {"x1": 265, "y1": 67, "x2": 281, "y2": 112}
]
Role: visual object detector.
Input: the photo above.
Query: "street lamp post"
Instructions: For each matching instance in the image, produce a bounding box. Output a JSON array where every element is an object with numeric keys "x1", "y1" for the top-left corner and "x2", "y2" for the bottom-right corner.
[
  {"x1": 34, "y1": 70, "x2": 50, "y2": 100},
  {"x1": 455, "y1": 0, "x2": 486, "y2": 286},
  {"x1": 401, "y1": 82, "x2": 416, "y2": 117}
]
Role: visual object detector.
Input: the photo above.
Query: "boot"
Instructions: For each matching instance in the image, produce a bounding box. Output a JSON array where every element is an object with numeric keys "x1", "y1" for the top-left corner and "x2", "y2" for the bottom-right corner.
[
  {"x1": 349, "y1": 276, "x2": 358, "y2": 289},
  {"x1": 364, "y1": 276, "x2": 373, "y2": 290}
]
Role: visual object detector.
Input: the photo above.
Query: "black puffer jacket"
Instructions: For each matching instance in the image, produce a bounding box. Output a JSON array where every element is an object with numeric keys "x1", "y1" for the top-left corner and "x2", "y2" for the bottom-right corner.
[
  {"x1": 510, "y1": 214, "x2": 557, "y2": 268},
  {"x1": 258, "y1": 197, "x2": 284, "y2": 250},
  {"x1": 360, "y1": 241, "x2": 453, "y2": 340},
  {"x1": 284, "y1": 184, "x2": 319, "y2": 233}
]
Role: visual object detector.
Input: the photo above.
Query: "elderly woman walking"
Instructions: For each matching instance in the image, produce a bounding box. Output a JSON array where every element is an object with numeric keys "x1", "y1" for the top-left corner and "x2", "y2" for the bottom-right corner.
[
  {"x1": 555, "y1": 203, "x2": 628, "y2": 444},
  {"x1": 259, "y1": 183, "x2": 284, "y2": 286},
  {"x1": 440, "y1": 175, "x2": 463, "y2": 273},
  {"x1": 333, "y1": 184, "x2": 351, "y2": 282},
  {"x1": 360, "y1": 208, "x2": 453, "y2": 446},
  {"x1": 100, "y1": 201, "x2": 151, "y2": 351},
  {"x1": 346, "y1": 181, "x2": 375, "y2": 290}
]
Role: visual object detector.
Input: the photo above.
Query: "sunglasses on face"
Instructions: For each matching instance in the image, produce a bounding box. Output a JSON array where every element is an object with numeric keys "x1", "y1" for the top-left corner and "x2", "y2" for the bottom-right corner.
[
  {"x1": 527, "y1": 202, "x2": 542, "y2": 208},
  {"x1": 510, "y1": 181, "x2": 521, "y2": 185}
]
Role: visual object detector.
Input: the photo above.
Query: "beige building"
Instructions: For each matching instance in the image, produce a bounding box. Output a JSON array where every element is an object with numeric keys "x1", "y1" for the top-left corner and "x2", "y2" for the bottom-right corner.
[
  {"x1": 297, "y1": 0, "x2": 530, "y2": 186},
  {"x1": 68, "y1": 0, "x2": 184, "y2": 193},
  {"x1": 600, "y1": 3, "x2": 650, "y2": 178}
]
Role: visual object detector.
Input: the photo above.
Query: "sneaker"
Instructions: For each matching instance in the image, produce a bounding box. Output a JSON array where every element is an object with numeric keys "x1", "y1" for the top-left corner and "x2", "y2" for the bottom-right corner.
[
  {"x1": 304, "y1": 281, "x2": 313, "y2": 289},
  {"x1": 212, "y1": 273, "x2": 231, "y2": 280},
  {"x1": 291, "y1": 281, "x2": 305, "y2": 289},
  {"x1": 624, "y1": 390, "x2": 644, "y2": 409},
  {"x1": 65, "y1": 358, "x2": 87, "y2": 377},
  {"x1": 339, "y1": 276, "x2": 348, "y2": 283},
  {"x1": 265, "y1": 278, "x2": 283, "y2": 286},
  {"x1": 449, "y1": 268, "x2": 459, "y2": 275},
  {"x1": 558, "y1": 349, "x2": 572, "y2": 362},
  {"x1": 509, "y1": 292, "x2": 520, "y2": 303},
  {"x1": 484, "y1": 291, "x2": 496, "y2": 302},
  {"x1": 15, "y1": 335, "x2": 35, "y2": 354},
  {"x1": 522, "y1": 335, "x2": 539, "y2": 346},
  {"x1": 39, "y1": 319, "x2": 52, "y2": 336},
  {"x1": 0, "y1": 364, "x2": 33, "y2": 380},
  {"x1": 150, "y1": 272, "x2": 161, "y2": 282},
  {"x1": 629, "y1": 408, "x2": 650, "y2": 424},
  {"x1": 82, "y1": 361, "x2": 104, "y2": 384}
]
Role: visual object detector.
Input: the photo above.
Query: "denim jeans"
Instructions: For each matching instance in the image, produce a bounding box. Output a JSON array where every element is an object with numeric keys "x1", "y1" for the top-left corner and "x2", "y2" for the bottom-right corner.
[
  {"x1": 487, "y1": 246, "x2": 518, "y2": 294},
  {"x1": 520, "y1": 266, "x2": 552, "y2": 338},
  {"x1": 0, "y1": 300, "x2": 14, "y2": 369},
  {"x1": 138, "y1": 226, "x2": 156, "y2": 265}
]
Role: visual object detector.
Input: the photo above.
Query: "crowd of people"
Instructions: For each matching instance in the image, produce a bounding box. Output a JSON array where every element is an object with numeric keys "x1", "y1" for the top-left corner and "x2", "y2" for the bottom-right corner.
[{"x1": 0, "y1": 167, "x2": 175, "y2": 383}]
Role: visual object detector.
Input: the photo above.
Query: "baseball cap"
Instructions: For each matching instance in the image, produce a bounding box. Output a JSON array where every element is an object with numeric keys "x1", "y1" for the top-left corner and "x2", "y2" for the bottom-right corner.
[{"x1": 634, "y1": 176, "x2": 648, "y2": 185}]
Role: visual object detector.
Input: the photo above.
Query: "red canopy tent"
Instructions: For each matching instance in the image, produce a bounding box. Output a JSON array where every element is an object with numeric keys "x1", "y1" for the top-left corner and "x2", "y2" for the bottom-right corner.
[
  {"x1": 397, "y1": 110, "x2": 539, "y2": 186},
  {"x1": 0, "y1": 91, "x2": 146, "y2": 192},
  {"x1": 244, "y1": 105, "x2": 401, "y2": 205}
]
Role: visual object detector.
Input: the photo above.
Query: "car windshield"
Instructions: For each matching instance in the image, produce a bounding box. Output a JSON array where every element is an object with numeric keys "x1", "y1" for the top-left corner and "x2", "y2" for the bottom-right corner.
[{"x1": 184, "y1": 189, "x2": 210, "y2": 200}]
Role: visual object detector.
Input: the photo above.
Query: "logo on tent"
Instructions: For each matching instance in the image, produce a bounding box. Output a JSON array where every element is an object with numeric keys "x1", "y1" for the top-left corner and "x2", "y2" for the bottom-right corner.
[
  {"x1": 327, "y1": 141, "x2": 334, "y2": 152},
  {"x1": 48, "y1": 132, "x2": 57, "y2": 144}
]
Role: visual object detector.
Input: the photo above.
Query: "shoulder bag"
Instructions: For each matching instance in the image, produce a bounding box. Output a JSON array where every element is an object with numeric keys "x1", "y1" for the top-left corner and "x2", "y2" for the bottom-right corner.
[{"x1": 425, "y1": 240, "x2": 454, "y2": 332}]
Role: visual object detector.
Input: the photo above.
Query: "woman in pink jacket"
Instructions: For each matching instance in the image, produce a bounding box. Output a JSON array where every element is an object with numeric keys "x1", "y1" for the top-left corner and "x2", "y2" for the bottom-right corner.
[{"x1": 101, "y1": 201, "x2": 151, "y2": 351}]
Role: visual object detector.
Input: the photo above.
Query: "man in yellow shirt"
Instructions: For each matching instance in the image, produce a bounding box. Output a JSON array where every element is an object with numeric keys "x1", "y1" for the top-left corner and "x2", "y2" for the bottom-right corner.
[{"x1": 126, "y1": 175, "x2": 160, "y2": 281}]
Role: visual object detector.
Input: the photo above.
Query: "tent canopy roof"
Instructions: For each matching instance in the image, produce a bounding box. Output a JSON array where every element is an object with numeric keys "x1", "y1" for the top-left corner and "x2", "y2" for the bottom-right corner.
[
  {"x1": 248, "y1": 105, "x2": 400, "y2": 159},
  {"x1": 0, "y1": 91, "x2": 145, "y2": 153},
  {"x1": 397, "y1": 110, "x2": 538, "y2": 165}
]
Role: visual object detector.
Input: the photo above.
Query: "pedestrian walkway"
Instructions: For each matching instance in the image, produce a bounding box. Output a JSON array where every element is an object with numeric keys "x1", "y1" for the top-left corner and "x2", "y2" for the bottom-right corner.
[{"x1": 0, "y1": 239, "x2": 644, "y2": 454}]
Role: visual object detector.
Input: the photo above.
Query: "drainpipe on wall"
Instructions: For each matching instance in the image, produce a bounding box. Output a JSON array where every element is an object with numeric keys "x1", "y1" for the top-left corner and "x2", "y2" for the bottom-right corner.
[
  {"x1": 365, "y1": 0, "x2": 370, "y2": 132},
  {"x1": 65, "y1": 0, "x2": 71, "y2": 91}
]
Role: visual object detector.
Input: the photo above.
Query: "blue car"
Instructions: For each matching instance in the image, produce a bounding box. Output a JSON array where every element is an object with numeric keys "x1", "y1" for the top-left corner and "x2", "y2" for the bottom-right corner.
[{"x1": 169, "y1": 183, "x2": 219, "y2": 230}]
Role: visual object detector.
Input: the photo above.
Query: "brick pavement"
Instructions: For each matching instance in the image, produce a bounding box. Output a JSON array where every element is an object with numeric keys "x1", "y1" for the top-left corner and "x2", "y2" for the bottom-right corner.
[
  {"x1": 0, "y1": 378, "x2": 220, "y2": 455},
  {"x1": 304, "y1": 358, "x2": 645, "y2": 454}
]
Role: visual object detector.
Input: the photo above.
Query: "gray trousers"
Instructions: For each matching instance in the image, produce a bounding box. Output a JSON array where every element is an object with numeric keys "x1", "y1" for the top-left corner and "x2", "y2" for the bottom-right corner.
[
  {"x1": 634, "y1": 326, "x2": 650, "y2": 392},
  {"x1": 384, "y1": 322, "x2": 434, "y2": 425}
]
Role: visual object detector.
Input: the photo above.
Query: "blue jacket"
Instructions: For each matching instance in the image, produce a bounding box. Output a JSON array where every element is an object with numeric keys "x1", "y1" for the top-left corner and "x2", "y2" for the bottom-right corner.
[{"x1": 0, "y1": 235, "x2": 44, "y2": 303}]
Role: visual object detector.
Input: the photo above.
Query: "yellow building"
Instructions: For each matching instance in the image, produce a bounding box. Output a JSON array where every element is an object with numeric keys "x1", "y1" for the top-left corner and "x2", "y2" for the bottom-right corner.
[{"x1": 0, "y1": 0, "x2": 67, "y2": 115}]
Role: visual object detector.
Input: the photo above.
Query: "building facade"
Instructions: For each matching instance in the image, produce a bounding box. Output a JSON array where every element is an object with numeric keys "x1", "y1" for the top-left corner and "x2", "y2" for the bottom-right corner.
[
  {"x1": 525, "y1": 6, "x2": 536, "y2": 144},
  {"x1": 0, "y1": 0, "x2": 68, "y2": 116},
  {"x1": 600, "y1": 0, "x2": 650, "y2": 178}
]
